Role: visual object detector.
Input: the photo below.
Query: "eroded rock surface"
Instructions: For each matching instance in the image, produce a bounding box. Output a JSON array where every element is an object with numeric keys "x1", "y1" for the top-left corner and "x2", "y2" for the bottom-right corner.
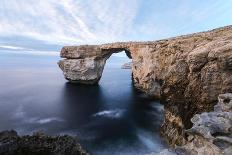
[
  {"x1": 176, "y1": 93, "x2": 232, "y2": 155},
  {"x1": 0, "y1": 130, "x2": 89, "y2": 155},
  {"x1": 59, "y1": 25, "x2": 232, "y2": 146},
  {"x1": 58, "y1": 57, "x2": 107, "y2": 84}
]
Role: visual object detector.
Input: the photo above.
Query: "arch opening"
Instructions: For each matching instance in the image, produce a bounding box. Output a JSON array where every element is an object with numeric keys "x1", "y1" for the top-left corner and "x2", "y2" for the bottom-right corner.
[
  {"x1": 102, "y1": 50, "x2": 132, "y2": 72},
  {"x1": 102, "y1": 48, "x2": 132, "y2": 59},
  {"x1": 99, "y1": 49, "x2": 133, "y2": 84}
]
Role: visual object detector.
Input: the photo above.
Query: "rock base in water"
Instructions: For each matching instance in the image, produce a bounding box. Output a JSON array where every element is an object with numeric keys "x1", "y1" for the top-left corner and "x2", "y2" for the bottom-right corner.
[
  {"x1": 58, "y1": 57, "x2": 107, "y2": 85},
  {"x1": 0, "y1": 130, "x2": 89, "y2": 155}
]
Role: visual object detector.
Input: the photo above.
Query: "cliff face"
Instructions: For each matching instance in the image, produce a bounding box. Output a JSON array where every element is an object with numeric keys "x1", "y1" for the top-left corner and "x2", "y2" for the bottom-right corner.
[{"x1": 58, "y1": 25, "x2": 232, "y2": 146}]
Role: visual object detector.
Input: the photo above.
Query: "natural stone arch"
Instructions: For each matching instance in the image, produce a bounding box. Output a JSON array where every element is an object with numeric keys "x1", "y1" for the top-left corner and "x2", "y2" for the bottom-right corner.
[{"x1": 58, "y1": 45, "x2": 132, "y2": 84}]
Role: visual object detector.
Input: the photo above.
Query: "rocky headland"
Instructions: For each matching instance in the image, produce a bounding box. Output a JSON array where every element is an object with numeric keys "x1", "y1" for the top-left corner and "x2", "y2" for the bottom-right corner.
[{"x1": 58, "y1": 25, "x2": 232, "y2": 151}]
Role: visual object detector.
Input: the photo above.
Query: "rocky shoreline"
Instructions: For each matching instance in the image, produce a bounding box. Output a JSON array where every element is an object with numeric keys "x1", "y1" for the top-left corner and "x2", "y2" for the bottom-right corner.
[
  {"x1": 149, "y1": 93, "x2": 232, "y2": 155},
  {"x1": 175, "y1": 93, "x2": 232, "y2": 155},
  {"x1": 0, "y1": 130, "x2": 89, "y2": 155}
]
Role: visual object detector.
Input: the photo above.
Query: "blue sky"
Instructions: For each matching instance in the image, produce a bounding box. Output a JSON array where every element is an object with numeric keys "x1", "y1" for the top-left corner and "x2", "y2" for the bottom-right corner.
[{"x1": 0, "y1": 0, "x2": 232, "y2": 52}]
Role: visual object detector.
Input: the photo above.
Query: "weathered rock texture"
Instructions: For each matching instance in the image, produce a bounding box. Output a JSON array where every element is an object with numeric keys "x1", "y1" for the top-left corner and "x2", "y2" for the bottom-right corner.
[
  {"x1": 0, "y1": 130, "x2": 89, "y2": 155},
  {"x1": 59, "y1": 58, "x2": 106, "y2": 84},
  {"x1": 58, "y1": 25, "x2": 232, "y2": 146},
  {"x1": 176, "y1": 93, "x2": 232, "y2": 155}
]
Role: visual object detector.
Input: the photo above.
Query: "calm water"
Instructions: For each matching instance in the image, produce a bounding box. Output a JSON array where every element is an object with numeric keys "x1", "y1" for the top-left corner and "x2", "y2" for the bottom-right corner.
[{"x1": 0, "y1": 52, "x2": 168, "y2": 155}]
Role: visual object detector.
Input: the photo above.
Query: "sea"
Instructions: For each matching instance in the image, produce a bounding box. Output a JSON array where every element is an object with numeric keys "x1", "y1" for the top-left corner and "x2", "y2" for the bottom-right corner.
[{"x1": 0, "y1": 50, "x2": 168, "y2": 155}]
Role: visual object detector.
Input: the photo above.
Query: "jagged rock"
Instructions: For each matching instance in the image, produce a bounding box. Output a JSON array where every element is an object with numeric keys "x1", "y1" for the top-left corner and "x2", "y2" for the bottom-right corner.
[
  {"x1": 58, "y1": 25, "x2": 232, "y2": 146},
  {"x1": 0, "y1": 130, "x2": 89, "y2": 155},
  {"x1": 175, "y1": 93, "x2": 232, "y2": 155}
]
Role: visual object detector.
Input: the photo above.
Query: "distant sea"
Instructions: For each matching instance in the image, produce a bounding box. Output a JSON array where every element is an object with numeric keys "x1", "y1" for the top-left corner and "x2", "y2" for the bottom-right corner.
[{"x1": 0, "y1": 50, "x2": 168, "y2": 155}]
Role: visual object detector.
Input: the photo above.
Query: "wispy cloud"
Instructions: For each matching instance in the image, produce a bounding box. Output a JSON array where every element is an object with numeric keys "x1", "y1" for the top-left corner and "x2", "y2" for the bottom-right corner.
[
  {"x1": 0, "y1": 50, "x2": 59, "y2": 56},
  {"x1": 0, "y1": 0, "x2": 231, "y2": 47},
  {"x1": 0, "y1": 45, "x2": 29, "y2": 50},
  {"x1": 0, "y1": 0, "x2": 141, "y2": 45}
]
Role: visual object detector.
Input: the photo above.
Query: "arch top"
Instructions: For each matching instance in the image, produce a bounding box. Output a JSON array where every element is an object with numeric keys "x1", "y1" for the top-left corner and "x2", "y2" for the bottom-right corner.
[
  {"x1": 60, "y1": 42, "x2": 134, "y2": 59},
  {"x1": 58, "y1": 43, "x2": 134, "y2": 84}
]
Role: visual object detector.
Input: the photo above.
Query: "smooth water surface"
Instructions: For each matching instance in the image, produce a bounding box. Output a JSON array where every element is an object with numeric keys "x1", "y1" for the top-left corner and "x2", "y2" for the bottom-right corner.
[{"x1": 0, "y1": 52, "x2": 168, "y2": 155}]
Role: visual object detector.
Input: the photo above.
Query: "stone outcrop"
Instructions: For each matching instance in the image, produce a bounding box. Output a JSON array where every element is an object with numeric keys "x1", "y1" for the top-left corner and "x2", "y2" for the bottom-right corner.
[
  {"x1": 58, "y1": 45, "x2": 132, "y2": 84},
  {"x1": 59, "y1": 58, "x2": 107, "y2": 84},
  {"x1": 176, "y1": 93, "x2": 232, "y2": 155},
  {"x1": 0, "y1": 130, "x2": 89, "y2": 155},
  {"x1": 58, "y1": 25, "x2": 232, "y2": 146}
]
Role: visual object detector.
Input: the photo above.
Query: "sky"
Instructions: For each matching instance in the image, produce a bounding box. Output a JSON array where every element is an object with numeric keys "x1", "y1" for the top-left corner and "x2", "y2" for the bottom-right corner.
[{"x1": 0, "y1": 0, "x2": 232, "y2": 53}]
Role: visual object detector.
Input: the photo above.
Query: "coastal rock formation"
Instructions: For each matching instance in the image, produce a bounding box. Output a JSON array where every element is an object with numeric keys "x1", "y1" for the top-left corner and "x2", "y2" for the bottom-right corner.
[
  {"x1": 58, "y1": 45, "x2": 131, "y2": 84},
  {"x1": 59, "y1": 57, "x2": 107, "y2": 84},
  {"x1": 58, "y1": 25, "x2": 232, "y2": 146},
  {"x1": 0, "y1": 130, "x2": 89, "y2": 155},
  {"x1": 176, "y1": 93, "x2": 232, "y2": 155}
]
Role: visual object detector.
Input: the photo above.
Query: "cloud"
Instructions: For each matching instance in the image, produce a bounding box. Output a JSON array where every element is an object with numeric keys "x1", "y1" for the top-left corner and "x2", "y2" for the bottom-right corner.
[
  {"x1": 0, "y1": 44, "x2": 59, "y2": 56},
  {"x1": 0, "y1": 0, "x2": 231, "y2": 47},
  {"x1": 0, "y1": 45, "x2": 29, "y2": 50},
  {"x1": 0, "y1": 0, "x2": 141, "y2": 45},
  {"x1": 0, "y1": 49, "x2": 59, "y2": 56}
]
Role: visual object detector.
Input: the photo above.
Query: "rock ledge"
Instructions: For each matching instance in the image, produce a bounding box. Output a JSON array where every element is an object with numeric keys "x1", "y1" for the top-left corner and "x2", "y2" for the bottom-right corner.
[{"x1": 0, "y1": 130, "x2": 89, "y2": 155}]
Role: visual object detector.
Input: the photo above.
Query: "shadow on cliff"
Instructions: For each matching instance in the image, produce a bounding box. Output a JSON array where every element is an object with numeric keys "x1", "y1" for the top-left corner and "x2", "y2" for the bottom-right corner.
[{"x1": 127, "y1": 85, "x2": 165, "y2": 132}]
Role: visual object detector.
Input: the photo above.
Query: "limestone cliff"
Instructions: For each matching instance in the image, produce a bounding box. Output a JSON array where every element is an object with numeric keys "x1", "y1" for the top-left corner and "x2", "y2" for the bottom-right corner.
[{"x1": 58, "y1": 25, "x2": 232, "y2": 146}]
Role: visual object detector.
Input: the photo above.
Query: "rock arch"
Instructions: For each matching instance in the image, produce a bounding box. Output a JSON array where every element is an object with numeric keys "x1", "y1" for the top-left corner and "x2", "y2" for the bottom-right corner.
[
  {"x1": 58, "y1": 45, "x2": 132, "y2": 84},
  {"x1": 58, "y1": 25, "x2": 232, "y2": 146}
]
